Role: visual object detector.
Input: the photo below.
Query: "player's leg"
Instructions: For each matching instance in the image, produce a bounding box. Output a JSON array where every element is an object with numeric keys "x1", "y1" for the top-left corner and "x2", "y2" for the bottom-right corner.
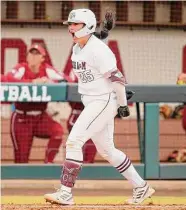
[
  {"x1": 65, "y1": 94, "x2": 117, "y2": 163},
  {"x1": 44, "y1": 93, "x2": 117, "y2": 205},
  {"x1": 67, "y1": 107, "x2": 97, "y2": 163},
  {"x1": 91, "y1": 120, "x2": 155, "y2": 204},
  {"x1": 34, "y1": 112, "x2": 63, "y2": 163},
  {"x1": 10, "y1": 112, "x2": 34, "y2": 163}
]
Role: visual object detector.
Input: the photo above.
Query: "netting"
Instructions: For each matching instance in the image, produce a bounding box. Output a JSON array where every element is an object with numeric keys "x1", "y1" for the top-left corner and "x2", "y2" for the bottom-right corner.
[{"x1": 1, "y1": 1, "x2": 186, "y2": 164}]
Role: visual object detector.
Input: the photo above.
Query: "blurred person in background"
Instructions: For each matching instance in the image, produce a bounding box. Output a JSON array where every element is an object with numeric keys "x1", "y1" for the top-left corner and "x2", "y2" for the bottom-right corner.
[
  {"x1": 177, "y1": 73, "x2": 186, "y2": 132},
  {"x1": 2, "y1": 43, "x2": 70, "y2": 163},
  {"x1": 167, "y1": 72, "x2": 186, "y2": 163}
]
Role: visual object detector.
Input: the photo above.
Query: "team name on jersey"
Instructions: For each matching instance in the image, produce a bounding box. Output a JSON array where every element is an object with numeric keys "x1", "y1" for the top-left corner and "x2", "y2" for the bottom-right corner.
[{"x1": 72, "y1": 61, "x2": 86, "y2": 70}]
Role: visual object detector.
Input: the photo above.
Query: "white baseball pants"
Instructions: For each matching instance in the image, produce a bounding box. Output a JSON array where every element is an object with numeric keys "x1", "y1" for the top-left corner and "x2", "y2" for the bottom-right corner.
[{"x1": 66, "y1": 92, "x2": 126, "y2": 166}]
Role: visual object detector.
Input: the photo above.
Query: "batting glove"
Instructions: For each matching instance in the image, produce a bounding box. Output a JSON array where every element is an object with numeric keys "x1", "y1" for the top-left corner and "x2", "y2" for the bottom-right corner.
[
  {"x1": 102, "y1": 10, "x2": 116, "y2": 32},
  {"x1": 118, "y1": 106, "x2": 130, "y2": 117}
]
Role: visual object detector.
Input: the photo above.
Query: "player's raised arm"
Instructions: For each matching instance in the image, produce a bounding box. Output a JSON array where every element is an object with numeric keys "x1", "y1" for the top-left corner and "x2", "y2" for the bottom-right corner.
[{"x1": 94, "y1": 10, "x2": 116, "y2": 41}]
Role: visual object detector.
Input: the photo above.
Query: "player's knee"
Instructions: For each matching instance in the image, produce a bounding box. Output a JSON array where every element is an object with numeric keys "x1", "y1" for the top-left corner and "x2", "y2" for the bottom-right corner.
[
  {"x1": 98, "y1": 149, "x2": 112, "y2": 161},
  {"x1": 100, "y1": 153, "x2": 110, "y2": 160},
  {"x1": 14, "y1": 150, "x2": 29, "y2": 163},
  {"x1": 66, "y1": 138, "x2": 84, "y2": 152}
]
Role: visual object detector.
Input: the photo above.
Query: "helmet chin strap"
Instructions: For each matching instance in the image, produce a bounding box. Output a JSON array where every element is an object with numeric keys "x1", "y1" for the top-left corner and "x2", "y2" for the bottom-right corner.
[{"x1": 75, "y1": 25, "x2": 92, "y2": 38}]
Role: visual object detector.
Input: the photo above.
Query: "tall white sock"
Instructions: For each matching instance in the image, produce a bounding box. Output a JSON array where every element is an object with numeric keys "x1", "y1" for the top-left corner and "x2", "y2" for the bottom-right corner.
[{"x1": 115, "y1": 156, "x2": 146, "y2": 188}]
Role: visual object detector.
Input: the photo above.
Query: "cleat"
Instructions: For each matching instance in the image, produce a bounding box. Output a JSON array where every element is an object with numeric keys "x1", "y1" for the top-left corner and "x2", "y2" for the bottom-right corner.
[
  {"x1": 126, "y1": 182, "x2": 155, "y2": 205},
  {"x1": 44, "y1": 189, "x2": 74, "y2": 205}
]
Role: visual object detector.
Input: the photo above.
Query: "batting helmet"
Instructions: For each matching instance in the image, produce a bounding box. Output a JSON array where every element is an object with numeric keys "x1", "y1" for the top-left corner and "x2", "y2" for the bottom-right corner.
[{"x1": 63, "y1": 9, "x2": 97, "y2": 38}]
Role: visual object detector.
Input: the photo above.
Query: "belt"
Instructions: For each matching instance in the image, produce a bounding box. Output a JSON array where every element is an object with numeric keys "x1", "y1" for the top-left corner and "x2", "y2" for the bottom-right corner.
[{"x1": 15, "y1": 109, "x2": 43, "y2": 116}]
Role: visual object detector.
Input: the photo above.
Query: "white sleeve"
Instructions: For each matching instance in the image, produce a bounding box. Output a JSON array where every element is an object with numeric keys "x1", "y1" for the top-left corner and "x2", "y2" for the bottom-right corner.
[
  {"x1": 95, "y1": 46, "x2": 117, "y2": 74},
  {"x1": 112, "y1": 83, "x2": 127, "y2": 106}
]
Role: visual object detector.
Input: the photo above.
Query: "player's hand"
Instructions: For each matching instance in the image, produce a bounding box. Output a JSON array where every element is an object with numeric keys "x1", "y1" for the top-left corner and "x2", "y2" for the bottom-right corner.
[
  {"x1": 103, "y1": 10, "x2": 116, "y2": 31},
  {"x1": 117, "y1": 106, "x2": 130, "y2": 117}
]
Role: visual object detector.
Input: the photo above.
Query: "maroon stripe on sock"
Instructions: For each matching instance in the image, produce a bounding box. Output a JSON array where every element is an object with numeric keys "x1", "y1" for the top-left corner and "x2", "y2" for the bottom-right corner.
[
  {"x1": 120, "y1": 161, "x2": 131, "y2": 173},
  {"x1": 116, "y1": 156, "x2": 127, "y2": 170},
  {"x1": 118, "y1": 158, "x2": 130, "y2": 172}
]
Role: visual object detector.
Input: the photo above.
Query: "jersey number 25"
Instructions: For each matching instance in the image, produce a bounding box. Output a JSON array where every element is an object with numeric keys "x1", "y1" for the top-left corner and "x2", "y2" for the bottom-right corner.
[{"x1": 79, "y1": 70, "x2": 94, "y2": 83}]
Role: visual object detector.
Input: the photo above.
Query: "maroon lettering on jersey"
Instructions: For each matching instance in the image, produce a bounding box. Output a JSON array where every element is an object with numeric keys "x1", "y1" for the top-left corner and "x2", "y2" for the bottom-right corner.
[{"x1": 81, "y1": 62, "x2": 86, "y2": 70}]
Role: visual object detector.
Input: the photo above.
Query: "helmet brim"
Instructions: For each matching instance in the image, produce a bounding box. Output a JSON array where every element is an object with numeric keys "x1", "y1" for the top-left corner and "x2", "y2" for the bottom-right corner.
[
  {"x1": 63, "y1": 20, "x2": 84, "y2": 25},
  {"x1": 63, "y1": 20, "x2": 69, "y2": 25}
]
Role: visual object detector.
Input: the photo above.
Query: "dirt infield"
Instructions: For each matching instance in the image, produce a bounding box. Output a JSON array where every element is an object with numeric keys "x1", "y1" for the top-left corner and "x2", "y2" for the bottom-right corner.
[
  {"x1": 2, "y1": 180, "x2": 186, "y2": 210},
  {"x1": 2, "y1": 204, "x2": 186, "y2": 210}
]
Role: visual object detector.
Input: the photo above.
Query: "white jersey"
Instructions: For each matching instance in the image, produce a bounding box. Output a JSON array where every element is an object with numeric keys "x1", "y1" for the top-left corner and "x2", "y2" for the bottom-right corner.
[{"x1": 71, "y1": 35, "x2": 117, "y2": 95}]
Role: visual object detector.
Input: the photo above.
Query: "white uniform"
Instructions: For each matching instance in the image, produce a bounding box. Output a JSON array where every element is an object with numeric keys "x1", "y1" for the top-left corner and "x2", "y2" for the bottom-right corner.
[
  {"x1": 72, "y1": 35, "x2": 116, "y2": 95},
  {"x1": 44, "y1": 9, "x2": 153, "y2": 206},
  {"x1": 66, "y1": 35, "x2": 126, "y2": 166}
]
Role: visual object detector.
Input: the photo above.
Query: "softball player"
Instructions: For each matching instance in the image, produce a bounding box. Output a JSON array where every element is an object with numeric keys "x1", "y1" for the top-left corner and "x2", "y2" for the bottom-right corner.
[
  {"x1": 4, "y1": 44, "x2": 70, "y2": 163},
  {"x1": 44, "y1": 9, "x2": 155, "y2": 205},
  {"x1": 67, "y1": 10, "x2": 116, "y2": 163}
]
